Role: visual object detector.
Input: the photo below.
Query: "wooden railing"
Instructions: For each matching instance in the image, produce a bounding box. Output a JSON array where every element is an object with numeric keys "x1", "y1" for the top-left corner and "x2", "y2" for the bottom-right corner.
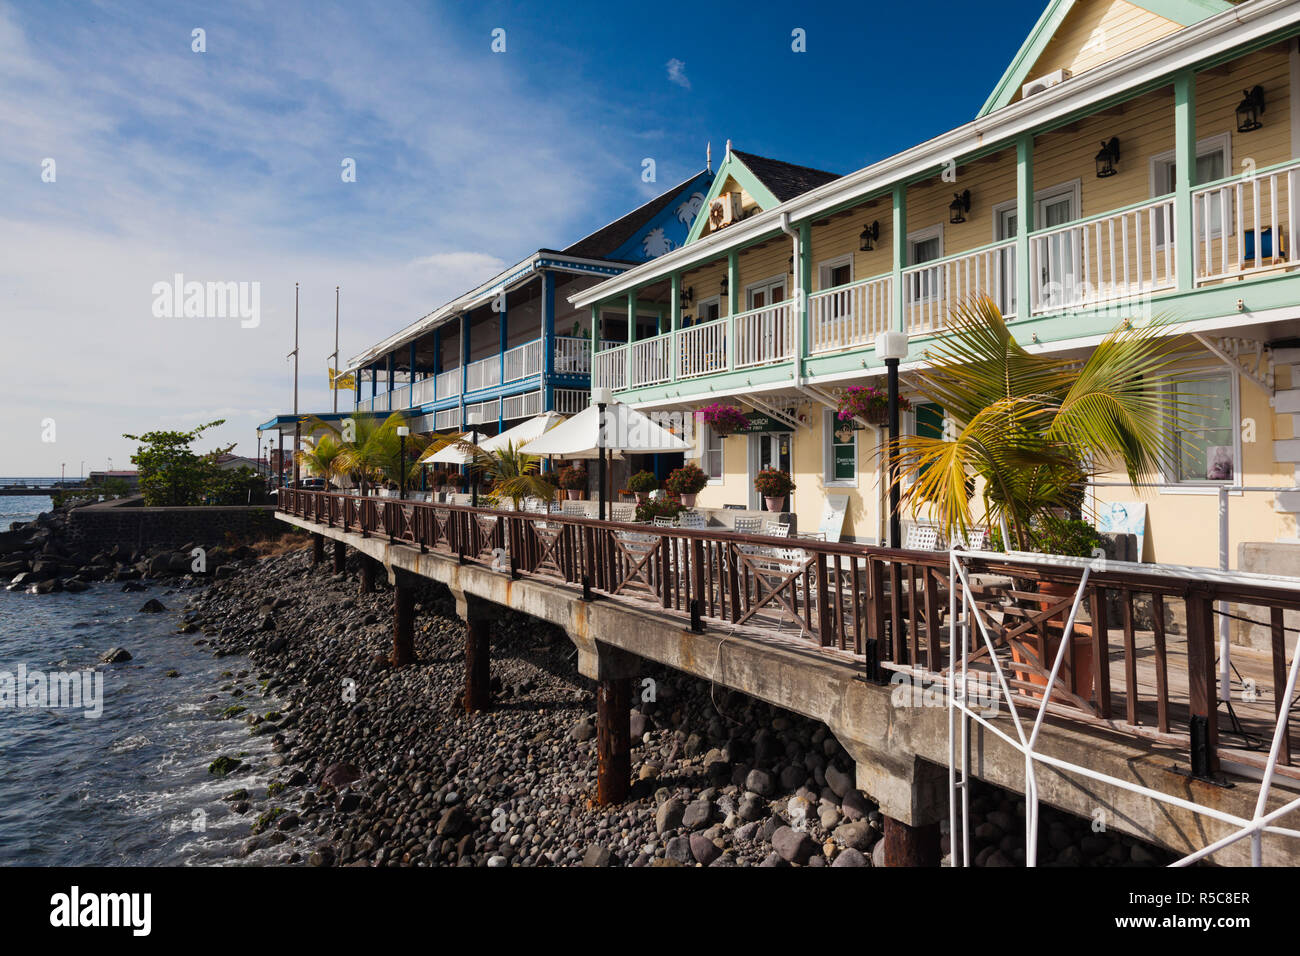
[
  {"x1": 280, "y1": 489, "x2": 1300, "y2": 780},
  {"x1": 592, "y1": 344, "x2": 627, "y2": 390},
  {"x1": 1194, "y1": 159, "x2": 1299, "y2": 286},
  {"x1": 629, "y1": 333, "x2": 673, "y2": 387},
  {"x1": 904, "y1": 240, "x2": 1016, "y2": 335},
  {"x1": 677, "y1": 321, "x2": 727, "y2": 379}
]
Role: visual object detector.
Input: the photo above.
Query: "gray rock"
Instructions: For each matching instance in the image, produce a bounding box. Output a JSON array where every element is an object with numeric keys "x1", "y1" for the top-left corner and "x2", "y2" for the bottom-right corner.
[
  {"x1": 568, "y1": 718, "x2": 596, "y2": 742},
  {"x1": 689, "y1": 832, "x2": 722, "y2": 865},
  {"x1": 682, "y1": 799, "x2": 712, "y2": 829},
  {"x1": 771, "y1": 825, "x2": 817, "y2": 864},
  {"x1": 871, "y1": 839, "x2": 887, "y2": 867},
  {"x1": 100, "y1": 647, "x2": 132, "y2": 663},
  {"x1": 744, "y1": 768, "x2": 775, "y2": 797},
  {"x1": 824, "y1": 763, "x2": 853, "y2": 798},
  {"x1": 835, "y1": 820, "x2": 875, "y2": 851},
  {"x1": 832, "y1": 847, "x2": 868, "y2": 867},
  {"x1": 582, "y1": 845, "x2": 613, "y2": 867},
  {"x1": 138, "y1": 598, "x2": 167, "y2": 613},
  {"x1": 665, "y1": 835, "x2": 693, "y2": 864},
  {"x1": 655, "y1": 797, "x2": 685, "y2": 835}
]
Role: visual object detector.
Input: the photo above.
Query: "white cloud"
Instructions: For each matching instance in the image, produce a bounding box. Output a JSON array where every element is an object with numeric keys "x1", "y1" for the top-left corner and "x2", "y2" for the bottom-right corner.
[{"x1": 666, "y1": 58, "x2": 691, "y2": 90}]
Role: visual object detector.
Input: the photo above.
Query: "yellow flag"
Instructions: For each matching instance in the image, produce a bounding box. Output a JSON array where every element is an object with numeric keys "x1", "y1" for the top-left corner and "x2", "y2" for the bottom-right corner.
[{"x1": 329, "y1": 368, "x2": 355, "y2": 390}]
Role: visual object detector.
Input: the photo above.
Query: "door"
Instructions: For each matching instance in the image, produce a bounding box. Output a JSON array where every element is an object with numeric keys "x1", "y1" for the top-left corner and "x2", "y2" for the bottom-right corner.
[
  {"x1": 995, "y1": 207, "x2": 1018, "y2": 316},
  {"x1": 751, "y1": 432, "x2": 792, "y2": 510},
  {"x1": 746, "y1": 278, "x2": 787, "y2": 362},
  {"x1": 1036, "y1": 190, "x2": 1077, "y2": 307}
]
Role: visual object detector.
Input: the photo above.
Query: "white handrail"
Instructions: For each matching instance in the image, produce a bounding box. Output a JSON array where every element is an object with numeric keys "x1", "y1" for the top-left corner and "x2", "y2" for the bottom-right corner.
[{"x1": 809, "y1": 274, "x2": 892, "y2": 353}]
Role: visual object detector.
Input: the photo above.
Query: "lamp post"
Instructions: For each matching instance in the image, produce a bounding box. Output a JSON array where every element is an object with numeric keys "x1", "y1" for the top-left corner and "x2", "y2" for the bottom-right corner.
[
  {"x1": 876, "y1": 331, "x2": 909, "y2": 548},
  {"x1": 397, "y1": 425, "x2": 409, "y2": 500},
  {"x1": 61, "y1": 462, "x2": 65, "y2": 488},
  {"x1": 592, "y1": 386, "x2": 613, "y2": 521},
  {"x1": 469, "y1": 427, "x2": 479, "y2": 508}
]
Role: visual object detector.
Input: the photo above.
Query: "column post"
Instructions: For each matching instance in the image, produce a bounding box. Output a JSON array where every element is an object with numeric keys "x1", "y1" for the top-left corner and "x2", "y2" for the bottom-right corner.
[
  {"x1": 1174, "y1": 70, "x2": 1197, "y2": 292},
  {"x1": 1016, "y1": 132, "x2": 1034, "y2": 318}
]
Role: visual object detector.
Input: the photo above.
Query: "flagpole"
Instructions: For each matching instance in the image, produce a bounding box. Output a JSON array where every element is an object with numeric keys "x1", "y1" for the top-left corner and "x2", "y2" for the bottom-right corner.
[
  {"x1": 291, "y1": 282, "x2": 300, "y2": 486},
  {"x1": 331, "y1": 285, "x2": 340, "y2": 414}
]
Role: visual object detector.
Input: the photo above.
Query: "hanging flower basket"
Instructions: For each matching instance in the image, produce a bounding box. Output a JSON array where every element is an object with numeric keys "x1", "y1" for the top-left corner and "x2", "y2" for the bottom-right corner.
[
  {"x1": 696, "y1": 403, "x2": 750, "y2": 437},
  {"x1": 836, "y1": 385, "x2": 910, "y2": 426}
]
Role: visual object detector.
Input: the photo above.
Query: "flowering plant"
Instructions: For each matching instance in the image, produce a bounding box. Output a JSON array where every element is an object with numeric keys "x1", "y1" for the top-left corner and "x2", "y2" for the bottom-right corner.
[
  {"x1": 836, "y1": 385, "x2": 911, "y2": 424},
  {"x1": 664, "y1": 462, "x2": 708, "y2": 496},
  {"x1": 628, "y1": 470, "x2": 659, "y2": 493},
  {"x1": 753, "y1": 468, "x2": 795, "y2": 497},
  {"x1": 558, "y1": 465, "x2": 587, "y2": 490},
  {"x1": 696, "y1": 403, "x2": 750, "y2": 437}
]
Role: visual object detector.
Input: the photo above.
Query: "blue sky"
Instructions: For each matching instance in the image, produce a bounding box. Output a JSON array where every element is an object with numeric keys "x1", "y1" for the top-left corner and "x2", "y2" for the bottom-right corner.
[{"x1": 0, "y1": 0, "x2": 1045, "y2": 474}]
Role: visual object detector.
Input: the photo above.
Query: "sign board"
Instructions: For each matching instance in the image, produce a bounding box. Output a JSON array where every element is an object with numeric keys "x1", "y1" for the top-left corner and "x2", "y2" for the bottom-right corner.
[
  {"x1": 738, "y1": 411, "x2": 793, "y2": 434},
  {"x1": 819, "y1": 494, "x2": 850, "y2": 543},
  {"x1": 830, "y1": 422, "x2": 857, "y2": 481},
  {"x1": 1096, "y1": 500, "x2": 1147, "y2": 562}
]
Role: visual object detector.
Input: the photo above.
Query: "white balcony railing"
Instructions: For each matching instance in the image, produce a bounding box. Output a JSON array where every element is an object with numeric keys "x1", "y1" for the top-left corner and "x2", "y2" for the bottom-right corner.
[
  {"x1": 904, "y1": 239, "x2": 1016, "y2": 335},
  {"x1": 630, "y1": 333, "x2": 673, "y2": 387},
  {"x1": 465, "y1": 354, "x2": 501, "y2": 393},
  {"x1": 390, "y1": 383, "x2": 411, "y2": 409},
  {"x1": 733, "y1": 301, "x2": 793, "y2": 369},
  {"x1": 592, "y1": 344, "x2": 627, "y2": 391},
  {"x1": 1194, "y1": 160, "x2": 1298, "y2": 286},
  {"x1": 504, "y1": 338, "x2": 543, "y2": 383},
  {"x1": 411, "y1": 377, "x2": 436, "y2": 406},
  {"x1": 434, "y1": 407, "x2": 460, "y2": 430},
  {"x1": 502, "y1": 389, "x2": 543, "y2": 421},
  {"x1": 809, "y1": 274, "x2": 892, "y2": 354},
  {"x1": 436, "y1": 367, "x2": 461, "y2": 399},
  {"x1": 1029, "y1": 197, "x2": 1176, "y2": 315},
  {"x1": 553, "y1": 336, "x2": 592, "y2": 375},
  {"x1": 356, "y1": 396, "x2": 374, "y2": 412},
  {"x1": 554, "y1": 388, "x2": 590, "y2": 414},
  {"x1": 677, "y1": 321, "x2": 727, "y2": 379}
]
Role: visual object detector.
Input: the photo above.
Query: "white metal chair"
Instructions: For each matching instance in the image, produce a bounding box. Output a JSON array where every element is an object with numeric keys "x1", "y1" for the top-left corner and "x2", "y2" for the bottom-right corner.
[
  {"x1": 796, "y1": 530, "x2": 826, "y2": 541},
  {"x1": 904, "y1": 524, "x2": 940, "y2": 551},
  {"x1": 679, "y1": 510, "x2": 706, "y2": 530},
  {"x1": 733, "y1": 516, "x2": 763, "y2": 535},
  {"x1": 610, "y1": 503, "x2": 636, "y2": 523},
  {"x1": 561, "y1": 500, "x2": 588, "y2": 516},
  {"x1": 954, "y1": 527, "x2": 988, "y2": 550},
  {"x1": 653, "y1": 515, "x2": 676, "y2": 528},
  {"x1": 764, "y1": 521, "x2": 791, "y2": 538}
]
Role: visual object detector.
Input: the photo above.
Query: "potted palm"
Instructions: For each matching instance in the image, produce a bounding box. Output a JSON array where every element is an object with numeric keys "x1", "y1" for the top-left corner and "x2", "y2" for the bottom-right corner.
[
  {"x1": 664, "y1": 462, "x2": 708, "y2": 508},
  {"x1": 890, "y1": 296, "x2": 1189, "y2": 702},
  {"x1": 469, "y1": 441, "x2": 554, "y2": 510},
  {"x1": 754, "y1": 468, "x2": 795, "y2": 512},
  {"x1": 559, "y1": 464, "x2": 587, "y2": 500},
  {"x1": 628, "y1": 470, "x2": 659, "y2": 504}
]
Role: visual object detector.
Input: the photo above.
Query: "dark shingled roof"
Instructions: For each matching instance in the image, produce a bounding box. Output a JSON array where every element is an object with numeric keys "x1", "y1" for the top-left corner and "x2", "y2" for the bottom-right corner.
[
  {"x1": 729, "y1": 149, "x2": 841, "y2": 202},
  {"x1": 561, "y1": 170, "x2": 709, "y2": 261}
]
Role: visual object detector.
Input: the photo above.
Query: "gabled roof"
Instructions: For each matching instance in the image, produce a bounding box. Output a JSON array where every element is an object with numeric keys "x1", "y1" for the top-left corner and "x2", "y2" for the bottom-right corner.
[
  {"x1": 729, "y1": 150, "x2": 842, "y2": 202},
  {"x1": 563, "y1": 169, "x2": 711, "y2": 261},
  {"x1": 684, "y1": 146, "x2": 841, "y2": 244},
  {"x1": 978, "y1": 0, "x2": 1235, "y2": 117}
]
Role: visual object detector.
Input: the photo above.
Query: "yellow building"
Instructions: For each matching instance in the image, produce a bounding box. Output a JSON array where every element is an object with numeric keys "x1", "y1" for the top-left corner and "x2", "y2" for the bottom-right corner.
[{"x1": 570, "y1": 0, "x2": 1300, "y2": 570}]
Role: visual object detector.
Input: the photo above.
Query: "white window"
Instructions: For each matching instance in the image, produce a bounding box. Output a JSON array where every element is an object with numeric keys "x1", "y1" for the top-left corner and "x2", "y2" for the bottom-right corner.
[
  {"x1": 818, "y1": 255, "x2": 854, "y2": 291},
  {"x1": 702, "y1": 425, "x2": 724, "y2": 481},
  {"x1": 907, "y1": 224, "x2": 944, "y2": 303},
  {"x1": 745, "y1": 275, "x2": 787, "y2": 310},
  {"x1": 1151, "y1": 133, "x2": 1232, "y2": 244},
  {"x1": 1168, "y1": 372, "x2": 1236, "y2": 483},
  {"x1": 823, "y1": 410, "x2": 858, "y2": 486}
]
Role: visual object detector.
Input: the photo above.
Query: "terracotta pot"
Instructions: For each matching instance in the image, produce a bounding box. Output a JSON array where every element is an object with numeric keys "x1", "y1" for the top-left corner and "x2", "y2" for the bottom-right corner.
[
  {"x1": 1010, "y1": 579, "x2": 1095, "y2": 703},
  {"x1": 679, "y1": 493, "x2": 697, "y2": 508},
  {"x1": 765, "y1": 496, "x2": 784, "y2": 512},
  {"x1": 566, "y1": 489, "x2": 584, "y2": 500}
]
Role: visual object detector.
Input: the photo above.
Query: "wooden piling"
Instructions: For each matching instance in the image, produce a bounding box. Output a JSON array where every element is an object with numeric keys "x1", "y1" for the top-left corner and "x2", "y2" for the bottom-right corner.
[
  {"x1": 392, "y1": 575, "x2": 415, "y2": 667},
  {"x1": 595, "y1": 676, "x2": 631, "y2": 805},
  {"x1": 882, "y1": 816, "x2": 940, "y2": 867},
  {"x1": 465, "y1": 616, "x2": 491, "y2": 713}
]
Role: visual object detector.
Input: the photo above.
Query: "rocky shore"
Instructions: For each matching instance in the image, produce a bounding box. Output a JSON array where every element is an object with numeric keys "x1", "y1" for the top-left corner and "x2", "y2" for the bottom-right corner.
[
  {"x1": 5, "y1": 504, "x2": 1175, "y2": 867},
  {"x1": 179, "y1": 545, "x2": 1174, "y2": 868}
]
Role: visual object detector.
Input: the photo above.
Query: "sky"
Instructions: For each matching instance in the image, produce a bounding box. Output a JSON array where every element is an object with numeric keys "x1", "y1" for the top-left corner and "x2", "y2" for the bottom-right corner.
[{"x1": 0, "y1": 0, "x2": 1043, "y2": 476}]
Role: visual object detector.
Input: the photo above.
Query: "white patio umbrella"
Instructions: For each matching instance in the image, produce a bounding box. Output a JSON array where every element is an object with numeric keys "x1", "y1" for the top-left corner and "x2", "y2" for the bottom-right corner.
[
  {"x1": 423, "y1": 411, "x2": 567, "y2": 465},
  {"x1": 520, "y1": 398, "x2": 688, "y2": 518}
]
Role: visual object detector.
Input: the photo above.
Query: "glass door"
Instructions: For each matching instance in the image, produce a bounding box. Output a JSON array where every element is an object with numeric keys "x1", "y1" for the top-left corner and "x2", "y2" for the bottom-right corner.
[
  {"x1": 751, "y1": 433, "x2": 792, "y2": 509},
  {"x1": 995, "y1": 207, "x2": 1017, "y2": 316},
  {"x1": 1036, "y1": 191, "x2": 1077, "y2": 307}
]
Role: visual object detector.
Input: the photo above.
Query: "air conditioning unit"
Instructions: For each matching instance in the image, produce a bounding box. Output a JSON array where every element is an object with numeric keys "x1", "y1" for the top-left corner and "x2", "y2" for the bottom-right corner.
[
  {"x1": 1022, "y1": 68, "x2": 1070, "y2": 99},
  {"x1": 708, "y1": 192, "x2": 742, "y2": 230}
]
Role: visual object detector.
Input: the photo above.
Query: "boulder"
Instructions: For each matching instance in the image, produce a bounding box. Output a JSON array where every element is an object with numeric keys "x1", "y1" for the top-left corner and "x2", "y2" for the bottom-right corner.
[
  {"x1": 100, "y1": 647, "x2": 132, "y2": 663},
  {"x1": 771, "y1": 826, "x2": 817, "y2": 865},
  {"x1": 138, "y1": 598, "x2": 167, "y2": 613}
]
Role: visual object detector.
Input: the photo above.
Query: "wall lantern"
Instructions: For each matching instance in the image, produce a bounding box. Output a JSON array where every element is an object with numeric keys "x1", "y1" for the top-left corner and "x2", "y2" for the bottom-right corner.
[
  {"x1": 859, "y1": 220, "x2": 880, "y2": 252},
  {"x1": 720, "y1": 276, "x2": 729, "y2": 296},
  {"x1": 681, "y1": 285, "x2": 694, "y2": 306},
  {"x1": 1236, "y1": 85, "x2": 1266, "y2": 132},
  {"x1": 948, "y1": 190, "x2": 971, "y2": 224},
  {"x1": 1095, "y1": 137, "x2": 1120, "y2": 178}
]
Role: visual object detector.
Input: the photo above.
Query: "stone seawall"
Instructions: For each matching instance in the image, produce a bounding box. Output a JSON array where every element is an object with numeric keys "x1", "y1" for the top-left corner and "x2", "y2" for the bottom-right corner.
[{"x1": 67, "y1": 498, "x2": 282, "y2": 551}]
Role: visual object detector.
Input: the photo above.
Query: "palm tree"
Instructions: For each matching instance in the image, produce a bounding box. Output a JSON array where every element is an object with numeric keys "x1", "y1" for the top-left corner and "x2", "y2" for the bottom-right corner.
[
  {"x1": 294, "y1": 433, "x2": 345, "y2": 486},
  {"x1": 889, "y1": 296, "x2": 1189, "y2": 550},
  {"x1": 469, "y1": 441, "x2": 555, "y2": 509}
]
